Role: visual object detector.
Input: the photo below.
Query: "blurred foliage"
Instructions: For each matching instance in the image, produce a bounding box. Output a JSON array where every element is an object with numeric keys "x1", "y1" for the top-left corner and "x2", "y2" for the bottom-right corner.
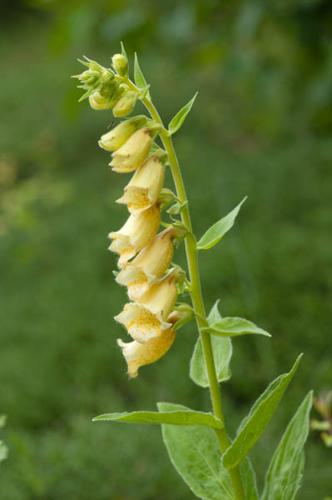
[
  {"x1": 0, "y1": 2, "x2": 331, "y2": 499},
  {"x1": 5, "y1": 0, "x2": 332, "y2": 142}
]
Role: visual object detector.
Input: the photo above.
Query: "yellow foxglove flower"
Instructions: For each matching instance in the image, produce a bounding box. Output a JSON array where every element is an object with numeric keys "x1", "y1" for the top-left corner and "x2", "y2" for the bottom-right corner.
[
  {"x1": 117, "y1": 328, "x2": 175, "y2": 378},
  {"x1": 108, "y1": 204, "x2": 160, "y2": 267},
  {"x1": 98, "y1": 116, "x2": 147, "y2": 152},
  {"x1": 116, "y1": 229, "x2": 175, "y2": 300},
  {"x1": 88, "y1": 91, "x2": 113, "y2": 110},
  {"x1": 116, "y1": 155, "x2": 165, "y2": 214},
  {"x1": 109, "y1": 128, "x2": 153, "y2": 173},
  {"x1": 114, "y1": 274, "x2": 177, "y2": 342}
]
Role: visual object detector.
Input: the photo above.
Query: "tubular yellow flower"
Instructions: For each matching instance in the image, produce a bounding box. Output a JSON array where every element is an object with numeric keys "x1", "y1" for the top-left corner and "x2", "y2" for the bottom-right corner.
[
  {"x1": 114, "y1": 274, "x2": 178, "y2": 342},
  {"x1": 98, "y1": 116, "x2": 147, "y2": 152},
  {"x1": 109, "y1": 127, "x2": 153, "y2": 173},
  {"x1": 108, "y1": 204, "x2": 160, "y2": 267},
  {"x1": 116, "y1": 228, "x2": 175, "y2": 300},
  {"x1": 117, "y1": 328, "x2": 175, "y2": 378},
  {"x1": 116, "y1": 155, "x2": 165, "y2": 214}
]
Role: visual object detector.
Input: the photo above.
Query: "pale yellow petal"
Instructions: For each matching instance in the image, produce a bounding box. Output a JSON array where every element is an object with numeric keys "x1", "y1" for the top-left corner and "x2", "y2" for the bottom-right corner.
[
  {"x1": 117, "y1": 328, "x2": 175, "y2": 378},
  {"x1": 109, "y1": 128, "x2": 152, "y2": 173},
  {"x1": 116, "y1": 156, "x2": 165, "y2": 213}
]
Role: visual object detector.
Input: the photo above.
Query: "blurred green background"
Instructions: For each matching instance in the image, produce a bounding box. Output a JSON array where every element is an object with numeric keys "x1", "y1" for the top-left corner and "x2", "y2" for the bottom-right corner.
[{"x1": 1, "y1": 1, "x2": 331, "y2": 498}]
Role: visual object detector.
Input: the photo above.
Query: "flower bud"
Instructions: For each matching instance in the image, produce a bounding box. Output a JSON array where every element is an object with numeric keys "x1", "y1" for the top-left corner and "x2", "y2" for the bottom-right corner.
[
  {"x1": 116, "y1": 228, "x2": 175, "y2": 300},
  {"x1": 78, "y1": 69, "x2": 100, "y2": 87},
  {"x1": 112, "y1": 53, "x2": 128, "y2": 76},
  {"x1": 73, "y1": 58, "x2": 114, "y2": 95},
  {"x1": 108, "y1": 204, "x2": 160, "y2": 267},
  {"x1": 117, "y1": 328, "x2": 175, "y2": 378},
  {"x1": 114, "y1": 274, "x2": 177, "y2": 342},
  {"x1": 89, "y1": 91, "x2": 113, "y2": 110},
  {"x1": 116, "y1": 156, "x2": 165, "y2": 214},
  {"x1": 98, "y1": 116, "x2": 148, "y2": 152},
  {"x1": 110, "y1": 128, "x2": 153, "y2": 173},
  {"x1": 112, "y1": 91, "x2": 137, "y2": 118}
]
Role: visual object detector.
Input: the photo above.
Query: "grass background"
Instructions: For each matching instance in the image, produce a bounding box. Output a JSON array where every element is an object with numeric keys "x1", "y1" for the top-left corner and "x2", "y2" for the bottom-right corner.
[{"x1": 0, "y1": 2, "x2": 331, "y2": 498}]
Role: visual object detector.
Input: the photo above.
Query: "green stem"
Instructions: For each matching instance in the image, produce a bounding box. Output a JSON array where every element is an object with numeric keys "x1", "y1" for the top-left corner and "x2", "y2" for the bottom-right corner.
[{"x1": 125, "y1": 78, "x2": 245, "y2": 499}]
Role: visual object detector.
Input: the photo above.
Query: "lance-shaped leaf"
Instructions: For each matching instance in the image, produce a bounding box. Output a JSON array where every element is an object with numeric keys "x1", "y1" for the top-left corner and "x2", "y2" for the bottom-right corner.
[
  {"x1": 134, "y1": 53, "x2": 150, "y2": 97},
  {"x1": 241, "y1": 458, "x2": 259, "y2": 500},
  {"x1": 190, "y1": 300, "x2": 233, "y2": 387},
  {"x1": 197, "y1": 197, "x2": 247, "y2": 251},
  {"x1": 261, "y1": 391, "x2": 313, "y2": 500},
  {"x1": 158, "y1": 402, "x2": 233, "y2": 500},
  {"x1": 203, "y1": 316, "x2": 271, "y2": 338},
  {"x1": 168, "y1": 92, "x2": 198, "y2": 136},
  {"x1": 93, "y1": 409, "x2": 223, "y2": 429},
  {"x1": 223, "y1": 355, "x2": 302, "y2": 470},
  {"x1": 120, "y1": 41, "x2": 128, "y2": 60}
]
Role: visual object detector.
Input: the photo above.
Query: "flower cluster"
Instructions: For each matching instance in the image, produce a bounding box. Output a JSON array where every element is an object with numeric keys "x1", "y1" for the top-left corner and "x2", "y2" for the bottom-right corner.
[{"x1": 75, "y1": 54, "x2": 186, "y2": 377}]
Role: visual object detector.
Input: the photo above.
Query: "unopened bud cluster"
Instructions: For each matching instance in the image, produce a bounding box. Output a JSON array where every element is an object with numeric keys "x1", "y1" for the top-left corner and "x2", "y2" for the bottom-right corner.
[
  {"x1": 75, "y1": 56, "x2": 189, "y2": 377},
  {"x1": 73, "y1": 54, "x2": 137, "y2": 117}
]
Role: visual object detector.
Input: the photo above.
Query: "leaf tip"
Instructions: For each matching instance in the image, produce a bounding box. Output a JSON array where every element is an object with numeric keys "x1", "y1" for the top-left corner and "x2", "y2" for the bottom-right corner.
[{"x1": 92, "y1": 414, "x2": 107, "y2": 422}]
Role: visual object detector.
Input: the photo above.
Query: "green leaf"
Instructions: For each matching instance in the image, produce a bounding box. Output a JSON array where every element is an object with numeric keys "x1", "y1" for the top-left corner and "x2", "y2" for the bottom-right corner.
[
  {"x1": 93, "y1": 409, "x2": 223, "y2": 429},
  {"x1": 120, "y1": 41, "x2": 128, "y2": 60},
  {"x1": 197, "y1": 198, "x2": 247, "y2": 251},
  {"x1": 261, "y1": 391, "x2": 313, "y2": 500},
  {"x1": 134, "y1": 52, "x2": 149, "y2": 94},
  {"x1": 168, "y1": 92, "x2": 198, "y2": 136},
  {"x1": 190, "y1": 300, "x2": 233, "y2": 387},
  {"x1": 158, "y1": 402, "x2": 233, "y2": 500},
  {"x1": 241, "y1": 458, "x2": 259, "y2": 500},
  {"x1": 223, "y1": 355, "x2": 303, "y2": 470},
  {"x1": 204, "y1": 317, "x2": 271, "y2": 338}
]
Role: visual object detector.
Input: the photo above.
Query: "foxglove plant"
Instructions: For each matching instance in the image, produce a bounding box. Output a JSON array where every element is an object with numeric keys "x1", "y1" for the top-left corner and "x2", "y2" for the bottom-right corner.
[{"x1": 73, "y1": 46, "x2": 312, "y2": 500}]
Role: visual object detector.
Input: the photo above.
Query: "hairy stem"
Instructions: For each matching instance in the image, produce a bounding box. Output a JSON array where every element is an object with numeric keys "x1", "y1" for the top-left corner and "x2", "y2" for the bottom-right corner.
[{"x1": 124, "y1": 78, "x2": 245, "y2": 499}]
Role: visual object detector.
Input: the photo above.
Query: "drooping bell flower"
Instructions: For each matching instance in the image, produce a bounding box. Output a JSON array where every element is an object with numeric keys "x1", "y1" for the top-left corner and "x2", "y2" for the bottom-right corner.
[
  {"x1": 114, "y1": 273, "x2": 177, "y2": 343},
  {"x1": 108, "y1": 204, "x2": 160, "y2": 267},
  {"x1": 116, "y1": 155, "x2": 165, "y2": 214},
  {"x1": 98, "y1": 116, "x2": 147, "y2": 152},
  {"x1": 117, "y1": 328, "x2": 175, "y2": 378},
  {"x1": 109, "y1": 127, "x2": 153, "y2": 173},
  {"x1": 115, "y1": 228, "x2": 175, "y2": 300}
]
